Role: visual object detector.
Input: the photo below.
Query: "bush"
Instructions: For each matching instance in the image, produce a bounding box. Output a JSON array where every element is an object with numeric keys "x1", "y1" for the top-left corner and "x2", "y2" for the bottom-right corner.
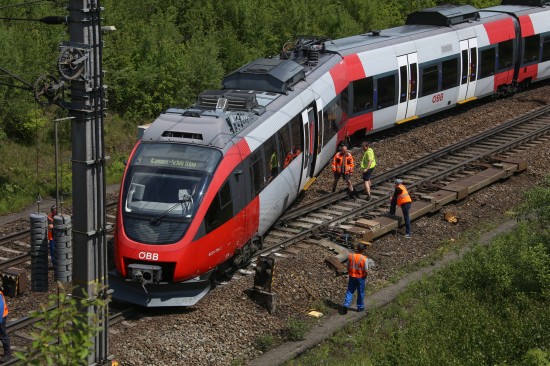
[
  {"x1": 0, "y1": 103, "x2": 47, "y2": 145},
  {"x1": 283, "y1": 317, "x2": 309, "y2": 341},
  {"x1": 15, "y1": 282, "x2": 108, "y2": 365},
  {"x1": 254, "y1": 334, "x2": 274, "y2": 352}
]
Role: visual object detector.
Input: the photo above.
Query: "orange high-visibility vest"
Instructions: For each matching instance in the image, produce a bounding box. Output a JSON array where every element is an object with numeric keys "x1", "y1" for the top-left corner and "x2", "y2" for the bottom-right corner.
[
  {"x1": 396, "y1": 184, "x2": 412, "y2": 207},
  {"x1": 347, "y1": 253, "x2": 368, "y2": 278},
  {"x1": 332, "y1": 152, "x2": 354, "y2": 174},
  {"x1": 47, "y1": 213, "x2": 54, "y2": 241},
  {"x1": 0, "y1": 291, "x2": 8, "y2": 318},
  {"x1": 283, "y1": 150, "x2": 301, "y2": 168}
]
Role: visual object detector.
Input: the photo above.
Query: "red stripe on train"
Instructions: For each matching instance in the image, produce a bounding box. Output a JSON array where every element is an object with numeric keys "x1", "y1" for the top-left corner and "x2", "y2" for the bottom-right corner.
[
  {"x1": 519, "y1": 15, "x2": 535, "y2": 37},
  {"x1": 483, "y1": 18, "x2": 515, "y2": 45}
]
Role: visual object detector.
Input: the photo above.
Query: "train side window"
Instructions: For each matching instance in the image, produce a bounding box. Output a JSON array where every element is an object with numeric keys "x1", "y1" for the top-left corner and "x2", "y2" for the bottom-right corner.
[
  {"x1": 399, "y1": 66, "x2": 407, "y2": 103},
  {"x1": 278, "y1": 124, "x2": 292, "y2": 169},
  {"x1": 441, "y1": 58, "x2": 459, "y2": 90},
  {"x1": 498, "y1": 39, "x2": 514, "y2": 70},
  {"x1": 341, "y1": 86, "x2": 349, "y2": 117},
  {"x1": 322, "y1": 96, "x2": 341, "y2": 147},
  {"x1": 523, "y1": 34, "x2": 541, "y2": 64},
  {"x1": 264, "y1": 136, "x2": 278, "y2": 185},
  {"x1": 479, "y1": 47, "x2": 496, "y2": 78},
  {"x1": 249, "y1": 150, "x2": 264, "y2": 196},
  {"x1": 543, "y1": 37, "x2": 550, "y2": 62},
  {"x1": 420, "y1": 65, "x2": 439, "y2": 96},
  {"x1": 290, "y1": 115, "x2": 302, "y2": 155},
  {"x1": 352, "y1": 77, "x2": 373, "y2": 113},
  {"x1": 375, "y1": 74, "x2": 396, "y2": 109},
  {"x1": 204, "y1": 180, "x2": 233, "y2": 233},
  {"x1": 461, "y1": 50, "x2": 468, "y2": 84}
]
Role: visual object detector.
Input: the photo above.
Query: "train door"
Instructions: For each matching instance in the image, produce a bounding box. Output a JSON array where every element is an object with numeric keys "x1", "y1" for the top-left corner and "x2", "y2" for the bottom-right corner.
[
  {"x1": 458, "y1": 38, "x2": 478, "y2": 102},
  {"x1": 396, "y1": 53, "x2": 419, "y2": 123},
  {"x1": 300, "y1": 105, "x2": 316, "y2": 188}
]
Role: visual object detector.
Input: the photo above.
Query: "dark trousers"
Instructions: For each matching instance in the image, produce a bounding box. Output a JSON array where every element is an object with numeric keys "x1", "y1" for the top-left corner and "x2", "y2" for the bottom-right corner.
[
  {"x1": 390, "y1": 201, "x2": 412, "y2": 235},
  {"x1": 0, "y1": 318, "x2": 11, "y2": 355}
]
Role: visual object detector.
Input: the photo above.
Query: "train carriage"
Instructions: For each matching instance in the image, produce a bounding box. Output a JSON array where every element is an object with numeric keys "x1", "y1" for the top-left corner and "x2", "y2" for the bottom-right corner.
[{"x1": 111, "y1": 0, "x2": 550, "y2": 306}]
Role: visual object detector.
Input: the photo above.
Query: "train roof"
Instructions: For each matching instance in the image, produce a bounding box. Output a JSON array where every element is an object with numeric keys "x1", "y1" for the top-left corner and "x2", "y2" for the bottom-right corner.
[{"x1": 140, "y1": 2, "x2": 549, "y2": 151}]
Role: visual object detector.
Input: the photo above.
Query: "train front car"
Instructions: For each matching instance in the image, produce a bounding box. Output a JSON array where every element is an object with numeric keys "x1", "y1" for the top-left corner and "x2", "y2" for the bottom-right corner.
[{"x1": 110, "y1": 108, "x2": 252, "y2": 307}]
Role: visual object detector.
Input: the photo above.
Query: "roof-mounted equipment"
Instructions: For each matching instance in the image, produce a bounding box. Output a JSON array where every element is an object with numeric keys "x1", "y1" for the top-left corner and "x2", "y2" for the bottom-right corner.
[
  {"x1": 222, "y1": 58, "x2": 305, "y2": 94},
  {"x1": 196, "y1": 89, "x2": 266, "y2": 114},
  {"x1": 501, "y1": 0, "x2": 549, "y2": 6},
  {"x1": 406, "y1": 5, "x2": 480, "y2": 27}
]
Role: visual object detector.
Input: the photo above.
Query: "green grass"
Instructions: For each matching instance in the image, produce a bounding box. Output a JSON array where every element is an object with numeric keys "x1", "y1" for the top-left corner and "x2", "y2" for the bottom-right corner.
[{"x1": 286, "y1": 208, "x2": 550, "y2": 366}]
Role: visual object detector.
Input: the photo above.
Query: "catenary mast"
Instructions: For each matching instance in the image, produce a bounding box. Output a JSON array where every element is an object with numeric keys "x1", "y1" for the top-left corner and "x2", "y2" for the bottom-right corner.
[{"x1": 67, "y1": 0, "x2": 109, "y2": 364}]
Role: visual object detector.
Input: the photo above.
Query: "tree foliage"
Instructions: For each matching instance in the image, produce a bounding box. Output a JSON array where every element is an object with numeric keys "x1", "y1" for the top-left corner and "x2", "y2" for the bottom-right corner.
[{"x1": 15, "y1": 283, "x2": 108, "y2": 365}]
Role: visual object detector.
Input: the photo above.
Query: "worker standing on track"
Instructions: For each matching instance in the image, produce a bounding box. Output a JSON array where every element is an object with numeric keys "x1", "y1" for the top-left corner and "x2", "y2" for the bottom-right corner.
[
  {"x1": 0, "y1": 287, "x2": 11, "y2": 363},
  {"x1": 360, "y1": 141, "x2": 376, "y2": 200},
  {"x1": 340, "y1": 243, "x2": 369, "y2": 314},
  {"x1": 331, "y1": 144, "x2": 355, "y2": 197},
  {"x1": 47, "y1": 205, "x2": 57, "y2": 266},
  {"x1": 389, "y1": 179, "x2": 413, "y2": 238}
]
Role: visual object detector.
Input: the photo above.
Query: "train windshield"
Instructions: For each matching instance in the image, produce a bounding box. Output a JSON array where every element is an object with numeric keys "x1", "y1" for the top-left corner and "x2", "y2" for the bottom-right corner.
[{"x1": 121, "y1": 143, "x2": 221, "y2": 244}]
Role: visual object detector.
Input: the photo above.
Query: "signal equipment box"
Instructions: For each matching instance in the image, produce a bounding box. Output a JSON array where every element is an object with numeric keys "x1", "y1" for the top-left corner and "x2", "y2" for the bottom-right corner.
[{"x1": 2, "y1": 268, "x2": 27, "y2": 298}]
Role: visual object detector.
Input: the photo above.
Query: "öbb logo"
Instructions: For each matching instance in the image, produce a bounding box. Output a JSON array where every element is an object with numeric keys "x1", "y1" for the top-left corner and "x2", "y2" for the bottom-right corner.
[
  {"x1": 432, "y1": 93, "x2": 444, "y2": 103},
  {"x1": 138, "y1": 251, "x2": 159, "y2": 261}
]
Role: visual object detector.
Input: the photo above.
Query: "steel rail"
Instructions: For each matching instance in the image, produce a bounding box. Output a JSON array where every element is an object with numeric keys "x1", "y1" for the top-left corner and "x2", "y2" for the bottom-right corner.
[
  {"x1": 260, "y1": 107, "x2": 550, "y2": 256},
  {"x1": 280, "y1": 106, "x2": 550, "y2": 222}
]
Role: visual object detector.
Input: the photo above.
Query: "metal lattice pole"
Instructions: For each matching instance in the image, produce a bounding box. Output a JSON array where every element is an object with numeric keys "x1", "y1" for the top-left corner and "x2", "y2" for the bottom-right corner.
[{"x1": 67, "y1": 0, "x2": 109, "y2": 364}]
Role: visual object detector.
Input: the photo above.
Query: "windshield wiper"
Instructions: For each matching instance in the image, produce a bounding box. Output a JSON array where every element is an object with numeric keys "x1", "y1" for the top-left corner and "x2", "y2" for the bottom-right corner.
[
  {"x1": 150, "y1": 202, "x2": 183, "y2": 225},
  {"x1": 150, "y1": 194, "x2": 194, "y2": 225}
]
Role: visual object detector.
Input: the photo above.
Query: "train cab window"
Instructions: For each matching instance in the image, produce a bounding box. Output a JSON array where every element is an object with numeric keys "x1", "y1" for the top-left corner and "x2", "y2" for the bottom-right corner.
[
  {"x1": 322, "y1": 96, "x2": 341, "y2": 147},
  {"x1": 204, "y1": 180, "x2": 233, "y2": 233},
  {"x1": 480, "y1": 47, "x2": 496, "y2": 79},
  {"x1": 264, "y1": 136, "x2": 278, "y2": 185},
  {"x1": 249, "y1": 150, "x2": 264, "y2": 196},
  {"x1": 375, "y1": 74, "x2": 396, "y2": 109},
  {"x1": 278, "y1": 124, "x2": 292, "y2": 169},
  {"x1": 498, "y1": 40, "x2": 514, "y2": 70},
  {"x1": 421, "y1": 65, "x2": 439, "y2": 96},
  {"x1": 523, "y1": 35, "x2": 540, "y2": 64},
  {"x1": 441, "y1": 58, "x2": 459, "y2": 90},
  {"x1": 543, "y1": 37, "x2": 550, "y2": 62},
  {"x1": 352, "y1": 77, "x2": 373, "y2": 113}
]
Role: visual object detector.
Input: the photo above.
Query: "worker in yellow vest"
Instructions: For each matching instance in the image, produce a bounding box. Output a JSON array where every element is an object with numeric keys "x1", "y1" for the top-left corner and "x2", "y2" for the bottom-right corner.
[
  {"x1": 0, "y1": 289, "x2": 11, "y2": 363},
  {"x1": 360, "y1": 141, "x2": 376, "y2": 199},
  {"x1": 389, "y1": 179, "x2": 413, "y2": 238}
]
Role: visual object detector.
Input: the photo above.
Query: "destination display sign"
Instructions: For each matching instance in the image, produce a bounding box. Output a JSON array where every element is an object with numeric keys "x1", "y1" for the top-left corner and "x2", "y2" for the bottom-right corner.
[{"x1": 137, "y1": 156, "x2": 206, "y2": 169}]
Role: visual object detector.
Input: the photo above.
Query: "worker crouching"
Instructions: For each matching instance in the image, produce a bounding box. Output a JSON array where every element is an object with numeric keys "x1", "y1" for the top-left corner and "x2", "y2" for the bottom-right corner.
[{"x1": 340, "y1": 243, "x2": 369, "y2": 314}]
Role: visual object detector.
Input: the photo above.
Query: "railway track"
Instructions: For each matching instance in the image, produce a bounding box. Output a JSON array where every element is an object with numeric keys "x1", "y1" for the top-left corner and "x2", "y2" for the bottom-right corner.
[
  {"x1": 255, "y1": 105, "x2": 550, "y2": 257},
  {"x1": 0, "y1": 201, "x2": 118, "y2": 272},
  {"x1": 2, "y1": 106, "x2": 549, "y2": 363}
]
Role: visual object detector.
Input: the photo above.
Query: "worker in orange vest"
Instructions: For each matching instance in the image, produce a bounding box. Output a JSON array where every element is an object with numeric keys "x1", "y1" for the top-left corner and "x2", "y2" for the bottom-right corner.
[
  {"x1": 389, "y1": 179, "x2": 413, "y2": 238},
  {"x1": 0, "y1": 288, "x2": 11, "y2": 363},
  {"x1": 47, "y1": 205, "x2": 57, "y2": 266},
  {"x1": 331, "y1": 144, "x2": 355, "y2": 196},
  {"x1": 283, "y1": 146, "x2": 301, "y2": 168},
  {"x1": 340, "y1": 243, "x2": 369, "y2": 314}
]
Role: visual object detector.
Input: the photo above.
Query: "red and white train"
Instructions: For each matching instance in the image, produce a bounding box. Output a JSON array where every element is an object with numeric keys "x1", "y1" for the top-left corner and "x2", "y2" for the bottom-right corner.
[{"x1": 111, "y1": 0, "x2": 550, "y2": 306}]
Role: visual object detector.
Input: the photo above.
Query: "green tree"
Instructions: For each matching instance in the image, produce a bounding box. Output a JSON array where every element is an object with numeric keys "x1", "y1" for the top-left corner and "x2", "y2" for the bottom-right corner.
[{"x1": 15, "y1": 283, "x2": 108, "y2": 365}]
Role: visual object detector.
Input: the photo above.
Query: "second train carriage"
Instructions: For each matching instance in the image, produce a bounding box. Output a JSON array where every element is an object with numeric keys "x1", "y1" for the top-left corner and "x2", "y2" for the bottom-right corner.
[{"x1": 111, "y1": 0, "x2": 550, "y2": 306}]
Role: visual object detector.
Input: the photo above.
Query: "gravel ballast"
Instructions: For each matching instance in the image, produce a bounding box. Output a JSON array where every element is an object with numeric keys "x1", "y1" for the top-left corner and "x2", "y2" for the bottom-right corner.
[{"x1": 107, "y1": 83, "x2": 550, "y2": 366}]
